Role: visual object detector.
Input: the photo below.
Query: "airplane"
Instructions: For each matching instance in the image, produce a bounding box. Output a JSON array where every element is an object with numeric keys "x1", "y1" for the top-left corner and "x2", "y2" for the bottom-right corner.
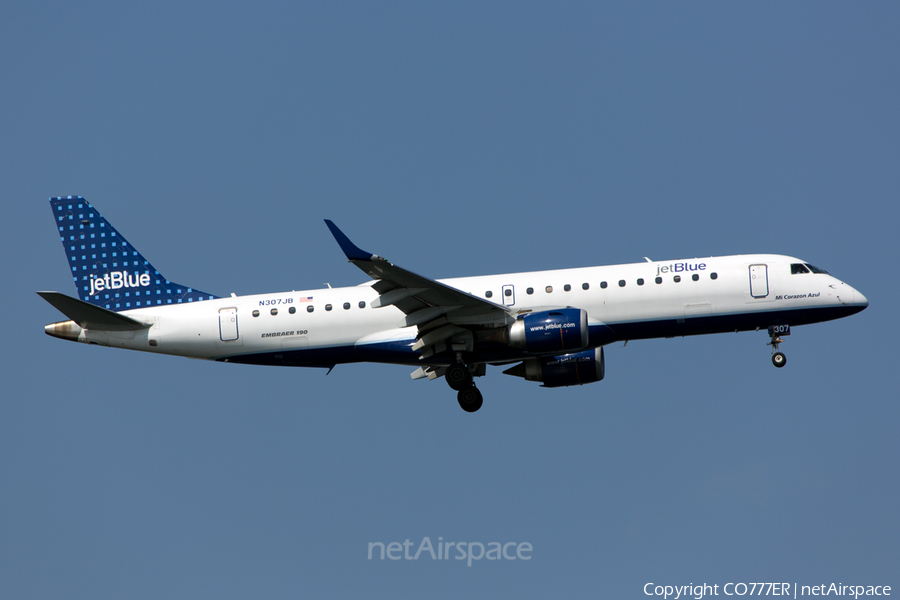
[{"x1": 39, "y1": 196, "x2": 868, "y2": 412}]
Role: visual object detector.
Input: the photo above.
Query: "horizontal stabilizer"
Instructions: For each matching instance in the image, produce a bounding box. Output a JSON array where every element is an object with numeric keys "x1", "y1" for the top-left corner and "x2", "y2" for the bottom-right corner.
[{"x1": 37, "y1": 291, "x2": 150, "y2": 331}]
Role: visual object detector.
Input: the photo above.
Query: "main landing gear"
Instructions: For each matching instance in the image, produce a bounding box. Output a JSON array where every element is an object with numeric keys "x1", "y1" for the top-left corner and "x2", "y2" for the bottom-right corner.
[
  {"x1": 446, "y1": 362, "x2": 483, "y2": 412},
  {"x1": 767, "y1": 324, "x2": 790, "y2": 368},
  {"x1": 457, "y1": 386, "x2": 484, "y2": 413}
]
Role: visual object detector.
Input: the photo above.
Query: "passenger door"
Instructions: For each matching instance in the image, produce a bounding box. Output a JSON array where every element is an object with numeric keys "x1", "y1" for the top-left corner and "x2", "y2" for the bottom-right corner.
[
  {"x1": 749, "y1": 265, "x2": 769, "y2": 298},
  {"x1": 218, "y1": 307, "x2": 240, "y2": 342}
]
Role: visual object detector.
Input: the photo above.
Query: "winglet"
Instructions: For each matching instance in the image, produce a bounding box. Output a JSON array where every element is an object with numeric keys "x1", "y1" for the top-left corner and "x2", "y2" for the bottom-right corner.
[{"x1": 324, "y1": 220, "x2": 373, "y2": 262}]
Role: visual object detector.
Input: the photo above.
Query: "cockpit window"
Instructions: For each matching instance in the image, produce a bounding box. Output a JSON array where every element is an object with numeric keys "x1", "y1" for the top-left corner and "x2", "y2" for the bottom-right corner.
[
  {"x1": 804, "y1": 263, "x2": 829, "y2": 274},
  {"x1": 791, "y1": 263, "x2": 811, "y2": 274}
]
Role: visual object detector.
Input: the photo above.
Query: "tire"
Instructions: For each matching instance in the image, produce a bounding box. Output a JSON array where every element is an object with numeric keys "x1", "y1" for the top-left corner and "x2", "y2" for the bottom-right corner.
[
  {"x1": 445, "y1": 363, "x2": 472, "y2": 391},
  {"x1": 772, "y1": 352, "x2": 787, "y2": 368},
  {"x1": 457, "y1": 386, "x2": 483, "y2": 412}
]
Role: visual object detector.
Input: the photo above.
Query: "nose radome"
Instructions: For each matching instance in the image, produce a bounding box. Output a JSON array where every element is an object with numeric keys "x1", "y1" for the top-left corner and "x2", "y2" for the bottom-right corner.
[
  {"x1": 844, "y1": 282, "x2": 868, "y2": 309},
  {"x1": 838, "y1": 281, "x2": 868, "y2": 309}
]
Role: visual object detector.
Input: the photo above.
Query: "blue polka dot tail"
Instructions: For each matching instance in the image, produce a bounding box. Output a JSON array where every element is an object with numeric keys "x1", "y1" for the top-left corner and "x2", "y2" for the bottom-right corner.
[{"x1": 50, "y1": 196, "x2": 220, "y2": 311}]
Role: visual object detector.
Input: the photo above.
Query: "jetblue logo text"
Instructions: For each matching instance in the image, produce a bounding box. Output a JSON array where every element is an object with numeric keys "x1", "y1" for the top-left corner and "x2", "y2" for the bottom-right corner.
[
  {"x1": 656, "y1": 262, "x2": 707, "y2": 276},
  {"x1": 368, "y1": 537, "x2": 532, "y2": 567},
  {"x1": 89, "y1": 271, "x2": 151, "y2": 297}
]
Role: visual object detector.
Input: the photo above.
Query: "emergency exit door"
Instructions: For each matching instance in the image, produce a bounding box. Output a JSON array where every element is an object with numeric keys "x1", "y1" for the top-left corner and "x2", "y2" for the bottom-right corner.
[{"x1": 501, "y1": 285, "x2": 515, "y2": 306}]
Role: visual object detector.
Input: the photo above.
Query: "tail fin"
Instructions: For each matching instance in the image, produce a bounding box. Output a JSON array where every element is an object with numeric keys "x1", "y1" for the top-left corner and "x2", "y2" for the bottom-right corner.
[{"x1": 50, "y1": 196, "x2": 218, "y2": 311}]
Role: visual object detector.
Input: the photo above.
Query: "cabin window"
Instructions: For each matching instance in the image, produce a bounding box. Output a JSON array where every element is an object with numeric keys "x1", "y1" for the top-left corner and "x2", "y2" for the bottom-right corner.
[
  {"x1": 505, "y1": 288, "x2": 512, "y2": 297},
  {"x1": 582, "y1": 283, "x2": 589, "y2": 290},
  {"x1": 692, "y1": 274, "x2": 699, "y2": 281},
  {"x1": 270, "y1": 308, "x2": 278, "y2": 316},
  {"x1": 325, "y1": 304, "x2": 332, "y2": 311},
  {"x1": 710, "y1": 272, "x2": 718, "y2": 280},
  {"x1": 791, "y1": 263, "x2": 811, "y2": 274},
  {"x1": 618, "y1": 280, "x2": 626, "y2": 287},
  {"x1": 252, "y1": 310, "x2": 260, "y2": 317},
  {"x1": 343, "y1": 302, "x2": 351, "y2": 310},
  {"x1": 289, "y1": 306, "x2": 296, "y2": 314},
  {"x1": 655, "y1": 277, "x2": 662, "y2": 284},
  {"x1": 600, "y1": 281, "x2": 608, "y2": 289},
  {"x1": 673, "y1": 275, "x2": 681, "y2": 283},
  {"x1": 564, "y1": 284, "x2": 571, "y2": 292},
  {"x1": 359, "y1": 301, "x2": 366, "y2": 308},
  {"x1": 545, "y1": 286, "x2": 553, "y2": 293},
  {"x1": 485, "y1": 290, "x2": 493, "y2": 298},
  {"x1": 307, "y1": 305, "x2": 314, "y2": 313},
  {"x1": 526, "y1": 287, "x2": 534, "y2": 295},
  {"x1": 637, "y1": 278, "x2": 644, "y2": 286}
]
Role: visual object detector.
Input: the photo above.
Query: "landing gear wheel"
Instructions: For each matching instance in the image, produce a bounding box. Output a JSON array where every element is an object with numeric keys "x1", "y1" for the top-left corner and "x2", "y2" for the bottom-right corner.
[
  {"x1": 445, "y1": 363, "x2": 472, "y2": 391},
  {"x1": 457, "y1": 386, "x2": 483, "y2": 413},
  {"x1": 767, "y1": 326, "x2": 789, "y2": 369},
  {"x1": 772, "y1": 352, "x2": 787, "y2": 368}
]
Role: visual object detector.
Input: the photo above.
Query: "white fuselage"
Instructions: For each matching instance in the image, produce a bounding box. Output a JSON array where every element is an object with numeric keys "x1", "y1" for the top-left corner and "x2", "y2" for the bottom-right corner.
[{"x1": 64, "y1": 254, "x2": 867, "y2": 369}]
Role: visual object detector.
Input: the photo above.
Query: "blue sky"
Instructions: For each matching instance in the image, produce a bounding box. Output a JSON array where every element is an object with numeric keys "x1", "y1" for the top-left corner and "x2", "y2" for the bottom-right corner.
[{"x1": 2, "y1": 2, "x2": 898, "y2": 598}]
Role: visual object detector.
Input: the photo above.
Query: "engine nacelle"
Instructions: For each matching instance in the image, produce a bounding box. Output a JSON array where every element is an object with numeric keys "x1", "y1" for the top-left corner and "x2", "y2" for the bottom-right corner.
[
  {"x1": 503, "y1": 347, "x2": 605, "y2": 388},
  {"x1": 508, "y1": 308, "x2": 589, "y2": 354}
]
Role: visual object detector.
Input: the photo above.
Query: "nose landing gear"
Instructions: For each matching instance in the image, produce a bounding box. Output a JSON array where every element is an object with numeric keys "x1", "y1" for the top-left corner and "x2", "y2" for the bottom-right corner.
[
  {"x1": 767, "y1": 324, "x2": 790, "y2": 368},
  {"x1": 771, "y1": 351, "x2": 786, "y2": 368}
]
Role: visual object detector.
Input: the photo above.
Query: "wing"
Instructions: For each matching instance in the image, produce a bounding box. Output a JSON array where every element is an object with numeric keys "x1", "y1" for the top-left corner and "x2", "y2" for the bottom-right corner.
[{"x1": 325, "y1": 221, "x2": 515, "y2": 366}]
